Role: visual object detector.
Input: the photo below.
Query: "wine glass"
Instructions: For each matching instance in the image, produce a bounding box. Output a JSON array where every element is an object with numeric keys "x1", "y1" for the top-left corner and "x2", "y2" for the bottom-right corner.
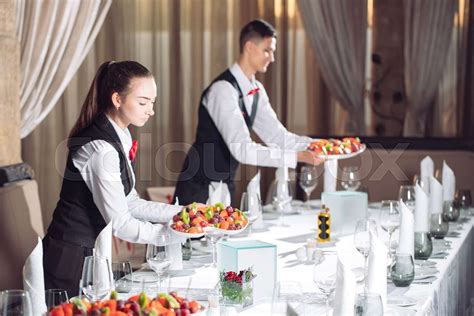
[
  {"x1": 271, "y1": 281, "x2": 303, "y2": 315},
  {"x1": 45, "y1": 289, "x2": 68, "y2": 310},
  {"x1": 0, "y1": 290, "x2": 33, "y2": 315},
  {"x1": 340, "y1": 166, "x2": 361, "y2": 191},
  {"x1": 354, "y1": 219, "x2": 378, "y2": 279},
  {"x1": 80, "y1": 256, "x2": 113, "y2": 302},
  {"x1": 272, "y1": 179, "x2": 293, "y2": 227},
  {"x1": 146, "y1": 236, "x2": 172, "y2": 291},
  {"x1": 399, "y1": 185, "x2": 416, "y2": 212},
  {"x1": 299, "y1": 165, "x2": 318, "y2": 210},
  {"x1": 379, "y1": 200, "x2": 400, "y2": 262},
  {"x1": 205, "y1": 229, "x2": 226, "y2": 268},
  {"x1": 240, "y1": 192, "x2": 263, "y2": 232},
  {"x1": 313, "y1": 253, "x2": 337, "y2": 316},
  {"x1": 111, "y1": 261, "x2": 133, "y2": 293},
  {"x1": 354, "y1": 293, "x2": 383, "y2": 315}
]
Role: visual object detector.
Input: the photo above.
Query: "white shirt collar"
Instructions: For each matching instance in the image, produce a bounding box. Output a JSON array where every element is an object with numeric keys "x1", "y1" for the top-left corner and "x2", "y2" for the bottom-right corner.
[
  {"x1": 229, "y1": 63, "x2": 258, "y2": 96},
  {"x1": 105, "y1": 114, "x2": 133, "y2": 151}
]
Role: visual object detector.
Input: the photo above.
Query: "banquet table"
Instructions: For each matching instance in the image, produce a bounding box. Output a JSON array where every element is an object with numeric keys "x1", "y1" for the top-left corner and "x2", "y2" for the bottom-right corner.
[{"x1": 122, "y1": 203, "x2": 474, "y2": 315}]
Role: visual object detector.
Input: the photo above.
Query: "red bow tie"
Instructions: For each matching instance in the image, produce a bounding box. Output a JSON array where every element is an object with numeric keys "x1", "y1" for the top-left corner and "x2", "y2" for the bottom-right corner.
[
  {"x1": 247, "y1": 87, "x2": 260, "y2": 96},
  {"x1": 129, "y1": 140, "x2": 138, "y2": 161}
]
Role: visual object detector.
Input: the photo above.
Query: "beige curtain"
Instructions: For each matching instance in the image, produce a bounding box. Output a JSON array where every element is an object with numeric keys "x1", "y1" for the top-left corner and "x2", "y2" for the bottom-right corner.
[
  {"x1": 297, "y1": 0, "x2": 367, "y2": 134},
  {"x1": 22, "y1": 0, "x2": 330, "y2": 228},
  {"x1": 16, "y1": 0, "x2": 112, "y2": 138},
  {"x1": 403, "y1": 0, "x2": 456, "y2": 136},
  {"x1": 432, "y1": 0, "x2": 469, "y2": 137}
]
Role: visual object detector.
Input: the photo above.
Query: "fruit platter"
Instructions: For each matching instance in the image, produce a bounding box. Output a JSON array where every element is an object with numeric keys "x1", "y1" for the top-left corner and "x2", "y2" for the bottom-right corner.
[
  {"x1": 169, "y1": 202, "x2": 249, "y2": 238},
  {"x1": 307, "y1": 137, "x2": 365, "y2": 160},
  {"x1": 48, "y1": 291, "x2": 204, "y2": 316}
]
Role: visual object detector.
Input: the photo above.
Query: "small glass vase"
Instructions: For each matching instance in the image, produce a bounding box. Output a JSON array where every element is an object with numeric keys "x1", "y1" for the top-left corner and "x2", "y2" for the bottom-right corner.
[
  {"x1": 414, "y1": 232, "x2": 433, "y2": 260},
  {"x1": 443, "y1": 200, "x2": 460, "y2": 222},
  {"x1": 430, "y1": 213, "x2": 449, "y2": 239},
  {"x1": 220, "y1": 279, "x2": 253, "y2": 308}
]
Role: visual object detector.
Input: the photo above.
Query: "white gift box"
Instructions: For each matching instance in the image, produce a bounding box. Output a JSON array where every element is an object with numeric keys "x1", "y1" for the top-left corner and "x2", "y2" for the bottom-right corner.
[
  {"x1": 217, "y1": 240, "x2": 277, "y2": 301},
  {"x1": 321, "y1": 191, "x2": 368, "y2": 236}
]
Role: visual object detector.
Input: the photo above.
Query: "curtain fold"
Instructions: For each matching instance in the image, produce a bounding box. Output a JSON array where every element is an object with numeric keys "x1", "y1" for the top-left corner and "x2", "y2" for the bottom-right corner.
[
  {"x1": 297, "y1": 0, "x2": 367, "y2": 133},
  {"x1": 403, "y1": 0, "x2": 456, "y2": 136},
  {"x1": 16, "y1": 0, "x2": 112, "y2": 138}
]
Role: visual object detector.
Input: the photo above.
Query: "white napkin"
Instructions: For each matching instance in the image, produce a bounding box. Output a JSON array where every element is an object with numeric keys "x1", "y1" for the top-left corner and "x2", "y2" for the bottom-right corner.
[
  {"x1": 414, "y1": 184, "x2": 430, "y2": 232},
  {"x1": 397, "y1": 201, "x2": 414, "y2": 258},
  {"x1": 333, "y1": 252, "x2": 356, "y2": 316},
  {"x1": 23, "y1": 237, "x2": 47, "y2": 314},
  {"x1": 274, "y1": 168, "x2": 292, "y2": 213},
  {"x1": 429, "y1": 176, "x2": 443, "y2": 214},
  {"x1": 420, "y1": 156, "x2": 434, "y2": 191},
  {"x1": 94, "y1": 222, "x2": 113, "y2": 287},
  {"x1": 207, "y1": 181, "x2": 231, "y2": 206},
  {"x1": 365, "y1": 230, "x2": 387, "y2": 311},
  {"x1": 167, "y1": 199, "x2": 184, "y2": 270},
  {"x1": 442, "y1": 161, "x2": 455, "y2": 202},
  {"x1": 324, "y1": 160, "x2": 338, "y2": 192}
]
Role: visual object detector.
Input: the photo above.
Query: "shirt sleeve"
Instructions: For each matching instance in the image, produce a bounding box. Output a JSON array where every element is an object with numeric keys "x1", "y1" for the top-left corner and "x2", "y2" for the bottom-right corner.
[
  {"x1": 204, "y1": 81, "x2": 298, "y2": 169},
  {"x1": 73, "y1": 141, "x2": 176, "y2": 245},
  {"x1": 127, "y1": 188, "x2": 182, "y2": 222},
  {"x1": 251, "y1": 84, "x2": 313, "y2": 151}
]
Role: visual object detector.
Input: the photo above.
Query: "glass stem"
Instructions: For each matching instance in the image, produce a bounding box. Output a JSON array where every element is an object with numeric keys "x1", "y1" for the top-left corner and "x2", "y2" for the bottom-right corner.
[
  {"x1": 388, "y1": 232, "x2": 393, "y2": 260},
  {"x1": 325, "y1": 296, "x2": 330, "y2": 316},
  {"x1": 363, "y1": 255, "x2": 368, "y2": 293},
  {"x1": 305, "y1": 192, "x2": 310, "y2": 210},
  {"x1": 212, "y1": 239, "x2": 217, "y2": 267}
]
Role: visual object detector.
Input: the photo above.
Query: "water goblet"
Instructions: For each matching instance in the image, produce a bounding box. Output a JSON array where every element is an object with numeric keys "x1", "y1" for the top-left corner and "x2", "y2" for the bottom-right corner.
[
  {"x1": 0, "y1": 290, "x2": 33, "y2": 315},
  {"x1": 299, "y1": 165, "x2": 318, "y2": 209},
  {"x1": 354, "y1": 293, "x2": 383, "y2": 315},
  {"x1": 354, "y1": 219, "x2": 378, "y2": 279},
  {"x1": 111, "y1": 261, "x2": 133, "y2": 293},
  {"x1": 271, "y1": 179, "x2": 293, "y2": 227},
  {"x1": 45, "y1": 289, "x2": 68, "y2": 310},
  {"x1": 455, "y1": 189, "x2": 472, "y2": 216},
  {"x1": 398, "y1": 185, "x2": 415, "y2": 212},
  {"x1": 80, "y1": 256, "x2": 113, "y2": 302},
  {"x1": 240, "y1": 192, "x2": 263, "y2": 234},
  {"x1": 340, "y1": 166, "x2": 361, "y2": 191}
]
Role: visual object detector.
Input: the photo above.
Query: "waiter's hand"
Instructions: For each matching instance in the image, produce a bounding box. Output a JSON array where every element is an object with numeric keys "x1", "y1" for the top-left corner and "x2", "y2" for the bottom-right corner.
[{"x1": 297, "y1": 150, "x2": 326, "y2": 166}]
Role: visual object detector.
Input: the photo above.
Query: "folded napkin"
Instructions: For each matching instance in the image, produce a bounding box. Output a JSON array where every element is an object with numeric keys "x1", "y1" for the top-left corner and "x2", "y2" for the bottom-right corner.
[
  {"x1": 167, "y1": 199, "x2": 184, "y2": 270},
  {"x1": 94, "y1": 222, "x2": 113, "y2": 286},
  {"x1": 275, "y1": 168, "x2": 292, "y2": 213},
  {"x1": 429, "y1": 176, "x2": 443, "y2": 214},
  {"x1": 333, "y1": 251, "x2": 356, "y2": 316},
  {"x1": 420, "y1": 156, "x2": 434, "y2": 191},
  {"x1": 414, "y1": 184, "x2": 430, "y2": 232},
  {"x1": 365, "y1": 230, "x2": 387, "y2": 311},
  {"x1": 442, "y1": 161, "x2": 455, "y2": 202},
  {"x1": 207, "y1": 181, "x2": 231, "y2": 206},
  {"x1": 324, "y1": 160, "x2": 338, "y2": 192},
  {"x1": 397, "y1": 201, "x2": 414, "y2": 258},
  {"x1": 23, "y1": 237, "x2": 47, "y2": 314}
]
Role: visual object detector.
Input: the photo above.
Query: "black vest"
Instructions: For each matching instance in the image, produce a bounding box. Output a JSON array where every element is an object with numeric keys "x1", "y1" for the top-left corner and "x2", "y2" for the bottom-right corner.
[
  {"x1": 179, "y1": 69, "x2": 259, "y2": 186},
  {"x1": 47, "y1": 114, "x2": 134, "y2": 248}
]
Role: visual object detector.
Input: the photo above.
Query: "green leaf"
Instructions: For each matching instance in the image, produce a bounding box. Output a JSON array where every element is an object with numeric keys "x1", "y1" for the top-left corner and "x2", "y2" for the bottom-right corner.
[{"x1": 181, "y1": 209, "x2": 190, "y2": 225}]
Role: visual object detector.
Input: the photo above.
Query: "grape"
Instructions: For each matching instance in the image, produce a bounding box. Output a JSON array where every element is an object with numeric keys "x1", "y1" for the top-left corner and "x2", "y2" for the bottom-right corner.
[
  {"x1": 116, "y1": 300, "x2": 125, "y2": 310},
  {"x1": 226, "y1": 206, "x2": 233, "y2": 213},
  {"x1": 180, "y1": 301, "x2": 189, "y2": 309},
  {"x1": 183, "y1": 224, "x2": 190, "y2": 230},
  {"x1": 173, "y1": 215, "x2": 180, "y2": 222},
  {"x1": 229, "y1": 224, "x2": 236, "y2": 230},
  {"x1": 130, "y1": 302, "x2": 140, "y2": 312}
]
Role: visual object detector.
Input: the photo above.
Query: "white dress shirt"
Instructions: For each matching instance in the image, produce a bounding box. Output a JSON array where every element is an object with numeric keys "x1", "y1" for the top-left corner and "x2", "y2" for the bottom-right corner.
[
  {"x1": 73, "y1": 116, "x2": 181, "y2": 246},
  {"x1": 203, "y1": 63, "x2": 313, "y2": 169}
]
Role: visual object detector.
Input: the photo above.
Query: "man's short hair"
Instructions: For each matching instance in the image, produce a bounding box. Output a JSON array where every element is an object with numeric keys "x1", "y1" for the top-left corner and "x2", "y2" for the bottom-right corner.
[{"x1": 239, "y1": 19, "x2": 277, "y2": 53}]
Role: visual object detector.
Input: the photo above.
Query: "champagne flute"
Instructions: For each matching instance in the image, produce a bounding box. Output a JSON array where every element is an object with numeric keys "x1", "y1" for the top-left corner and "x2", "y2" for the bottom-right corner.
[
  {"x1": 313, "y1": 253, "x2": 337, "y2": 316},
  {"x1": 379, "y1": 200, "x2": 400, "y2": 262},
  {"x1": 340, "y1": 166, "x2": 361, "y2": 191},
  {"x1": 0, "y1": 290, "x2": 33, "y2": 316},
  {"x1": 80, "y1": 256, "x2": 113, "y2": 302},
  {"x1": 299, "y1": 165, "x2": 318, "y2": 210},
  {"x1": 45, "y1": 289, "x2": 69, "y2": 310},
  {"x1": 399, "y1": 185, "x2": 415, "y2": 212},
  {"x1": 354, "y1": 219, "x2": 378, "y2": 279}
]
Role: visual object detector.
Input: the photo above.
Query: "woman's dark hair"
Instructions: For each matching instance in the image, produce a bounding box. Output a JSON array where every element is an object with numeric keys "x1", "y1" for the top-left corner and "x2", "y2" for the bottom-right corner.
[
  {"x1": 239, "y1": 19, "x2": 277, "y2": 53},
  {"x1": 68, "y1": 60, "x2": 152, "y2": 140}
]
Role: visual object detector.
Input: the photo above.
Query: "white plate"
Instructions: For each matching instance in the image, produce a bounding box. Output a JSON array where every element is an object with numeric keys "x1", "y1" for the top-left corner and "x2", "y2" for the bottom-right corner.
[
  {"x1": 168, "y1": 220, "x2": 205, "y2": 238},
  {"x1": 316, "y1": 144, "x2": 366, "y2": 160},
  {"x1": 385, "y1": 306, "x2": 416, "y2": 316},
  {"x1": 415, "y1": 260, "x2": 437, "y2": 267},
  {"x1": 387, "y1": 296, "x2": 418, "y2": 307}
]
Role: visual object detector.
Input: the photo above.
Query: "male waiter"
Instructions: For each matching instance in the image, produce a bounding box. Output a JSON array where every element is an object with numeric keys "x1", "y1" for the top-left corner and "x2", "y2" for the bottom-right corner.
[{"x1": 174, "y1": 19, "x2": 323, "y2": 205}]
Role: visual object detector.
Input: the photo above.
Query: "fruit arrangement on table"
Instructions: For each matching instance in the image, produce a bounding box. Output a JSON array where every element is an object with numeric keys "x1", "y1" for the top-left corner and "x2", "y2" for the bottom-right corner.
[
  {"x1": 307, "y1": 137, "x2": 364, "y2": 156},
  {"x1": 170, "y1": 202, "x2": 248, "y2": 235},
  {"x1": 48, "y1": 291, "x2": 203, "y2": 316}
]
